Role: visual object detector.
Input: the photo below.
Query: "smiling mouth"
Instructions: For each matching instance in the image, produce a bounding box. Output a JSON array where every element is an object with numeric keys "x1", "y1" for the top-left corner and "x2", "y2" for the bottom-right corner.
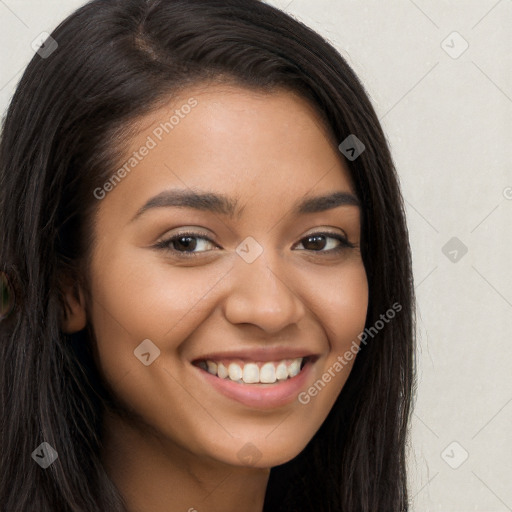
[{"x1": 192, "y1": 356, "x2": 313, "y2": 385}]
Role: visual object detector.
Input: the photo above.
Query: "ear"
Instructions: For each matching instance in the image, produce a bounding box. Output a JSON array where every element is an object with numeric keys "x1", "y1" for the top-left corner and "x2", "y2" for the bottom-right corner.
[{"x1": 60, "y1": 279, "x2": 87, "y2": 334}]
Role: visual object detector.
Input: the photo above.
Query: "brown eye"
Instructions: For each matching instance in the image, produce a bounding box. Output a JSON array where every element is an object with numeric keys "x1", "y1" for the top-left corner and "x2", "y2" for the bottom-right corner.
[
  {"x1": 154, "y1": 231, "x2": 218, "y2": 257},
  {"x1": 173, "y1": 236, "x2": 198, "y2": 252},
  {"x1": 295, "y1": 232, "x2": 355, "y2": 253},
  {"x1": 302, "y1": 235, "x2": 329, "y2": 251}
]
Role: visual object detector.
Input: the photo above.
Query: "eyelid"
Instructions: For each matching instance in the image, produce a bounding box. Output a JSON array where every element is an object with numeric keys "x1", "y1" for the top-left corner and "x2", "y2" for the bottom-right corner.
[{"x1": 302, "y1": 227, "x2": 350, "y2": 240}]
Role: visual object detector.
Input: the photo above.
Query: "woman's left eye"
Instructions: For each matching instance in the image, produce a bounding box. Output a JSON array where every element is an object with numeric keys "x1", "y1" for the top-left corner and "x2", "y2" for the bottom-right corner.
[
  {"x1": 293, "y1": 232, "x2": 356, "y2": 253},
  {"x1": 154, "y1": 231, "x2": 356, "y2": 258}
]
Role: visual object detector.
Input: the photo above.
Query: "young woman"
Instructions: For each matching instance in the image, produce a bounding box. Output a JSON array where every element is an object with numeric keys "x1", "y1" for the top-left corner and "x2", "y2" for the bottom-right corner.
[{"x1": 0, "y1": 0, "x2": 416, "y2": 510}]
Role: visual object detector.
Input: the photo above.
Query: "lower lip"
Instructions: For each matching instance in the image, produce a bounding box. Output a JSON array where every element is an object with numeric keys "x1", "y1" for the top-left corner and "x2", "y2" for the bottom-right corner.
[{"x1": 194, "y1": 359, "x2": 315, "y2": 409}]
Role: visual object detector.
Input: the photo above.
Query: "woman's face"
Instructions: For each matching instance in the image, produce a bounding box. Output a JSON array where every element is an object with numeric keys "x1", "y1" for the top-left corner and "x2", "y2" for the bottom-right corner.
[{"x1": 86, "y1": 83, "x2": 368, "y2": 468}]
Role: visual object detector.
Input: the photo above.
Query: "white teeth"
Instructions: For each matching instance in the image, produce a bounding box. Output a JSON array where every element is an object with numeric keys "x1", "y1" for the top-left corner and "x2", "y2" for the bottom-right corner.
[
  {"x1": 276, "y1": 362, "x2": 288, "y2": 380},
  {"x1": 206, "y1": 361, "x2": 218, "y2": 375},
  {"x1": 228, "y1": 363, "x2": 242, "y2": 381},
  {"x1": 217, "y1": 362, "x2": 228, "y2": 379},
  {"x1": 197, "y1": 357, "x2": 306, "y2": 384},
  {"x1": 242, "y1": 363, "x2": 259, "y2": 384},
  {"x1": 259, "y1": 362, "x2": 276, "y2": 383},
  {"x1": 288, "y1": 359, "x2": 301, "y2": 378}
]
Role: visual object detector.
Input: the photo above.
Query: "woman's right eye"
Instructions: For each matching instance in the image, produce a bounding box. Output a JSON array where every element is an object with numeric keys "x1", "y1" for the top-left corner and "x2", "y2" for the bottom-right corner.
[{"x1": 154, "y1": 231, "x2": 219, "y2": 258}]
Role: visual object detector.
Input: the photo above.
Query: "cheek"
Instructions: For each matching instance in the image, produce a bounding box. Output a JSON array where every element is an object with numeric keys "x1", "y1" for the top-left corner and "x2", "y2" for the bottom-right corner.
[
  {"x1": 320, "y1": 260, "x2": 369, "y2": 376},
  {"x1": 85, "y1": 245, "x2": 231, "y2": 379},
  {"x1": 304, "y1": 258, "x2": 369, "y2": 344},
  {"x1": 293, "y1": 260, "x2": 368, "y2": 420},
  {"x1": 332, "y1": 266, "x2": 368, "y2": 346},
  {"x1": 91, "y1": 240, "x2": 232, "y2": 326}
]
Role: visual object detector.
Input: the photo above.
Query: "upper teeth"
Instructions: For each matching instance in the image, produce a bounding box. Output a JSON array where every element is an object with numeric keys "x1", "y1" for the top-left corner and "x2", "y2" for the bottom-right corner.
[{"x1": 197, "y1": 358, "x2": 304, "y2": 384}]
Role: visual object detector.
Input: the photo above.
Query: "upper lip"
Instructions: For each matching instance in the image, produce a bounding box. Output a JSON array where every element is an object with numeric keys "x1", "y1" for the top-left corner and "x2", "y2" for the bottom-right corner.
[{"x1": 192, "y1": 347, "x2": 320, "y2": 363}]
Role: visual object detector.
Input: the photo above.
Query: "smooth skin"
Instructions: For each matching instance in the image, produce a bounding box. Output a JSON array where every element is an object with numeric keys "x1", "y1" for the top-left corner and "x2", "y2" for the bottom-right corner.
[{"x1": 62, "y1": 83, "x2": 369, "y2": 512}]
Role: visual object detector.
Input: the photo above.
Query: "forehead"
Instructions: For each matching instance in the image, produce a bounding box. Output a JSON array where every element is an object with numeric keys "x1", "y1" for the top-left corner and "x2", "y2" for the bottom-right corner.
[{"x1": 99, "y1": 83, "x2": 356, "y2": 221}]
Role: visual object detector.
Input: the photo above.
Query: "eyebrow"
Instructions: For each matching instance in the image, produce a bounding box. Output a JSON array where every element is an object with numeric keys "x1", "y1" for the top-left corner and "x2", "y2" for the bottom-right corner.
[{"x1": 130, "y1": 188, "x2": 360, "y2": 223}]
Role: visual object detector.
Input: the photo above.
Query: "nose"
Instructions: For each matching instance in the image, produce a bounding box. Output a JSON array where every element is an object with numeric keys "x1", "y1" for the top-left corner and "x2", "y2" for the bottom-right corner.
[{"x1": 222, "y1": 248, "x2": 306, "y2": 334}]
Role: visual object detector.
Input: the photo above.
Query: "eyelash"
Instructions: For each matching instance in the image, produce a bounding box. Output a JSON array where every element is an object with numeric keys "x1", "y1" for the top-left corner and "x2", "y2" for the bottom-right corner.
[{"x1": 154, "y1": 230, "x2": 357, "y2": 258}]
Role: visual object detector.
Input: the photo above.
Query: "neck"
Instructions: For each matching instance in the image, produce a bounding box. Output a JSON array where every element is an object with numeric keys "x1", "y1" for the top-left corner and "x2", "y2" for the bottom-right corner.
[{"x1": 100, "y1": 410, "x2": 270, "y2": 512}]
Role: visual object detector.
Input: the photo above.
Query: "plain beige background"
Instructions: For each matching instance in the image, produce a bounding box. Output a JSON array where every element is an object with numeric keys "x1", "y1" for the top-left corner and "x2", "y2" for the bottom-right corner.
[{"x1": 1, "y1": 1, "x2": 511, "y2": 510}]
